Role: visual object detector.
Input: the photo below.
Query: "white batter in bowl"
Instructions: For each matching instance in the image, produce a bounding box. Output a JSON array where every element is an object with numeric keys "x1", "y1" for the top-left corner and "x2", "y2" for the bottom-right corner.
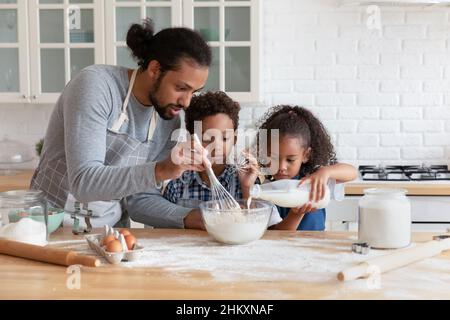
[{"x1": 200, "y1": 199, "x2": 272, "y2": 245}]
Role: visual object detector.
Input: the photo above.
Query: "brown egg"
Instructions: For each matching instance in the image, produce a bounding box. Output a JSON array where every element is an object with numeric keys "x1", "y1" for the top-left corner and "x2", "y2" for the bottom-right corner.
[
  {"x1": 102, "y1": 234, "x2": 116, "y2": 246},
  {"x1": 124, "y1": 234, "x2": 136, "y2": 250},
  {"x1": 119, "y1": 229, "x2": 131, "y2": 237},
  {"x1": 106, "y1": 240, "x2": 122, "y2": 252}
]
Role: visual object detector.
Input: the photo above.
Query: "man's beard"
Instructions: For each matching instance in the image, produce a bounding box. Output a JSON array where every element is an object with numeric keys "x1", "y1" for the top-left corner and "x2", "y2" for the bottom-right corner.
[{"x1": 148, "y1": 74, "x2": 185, "y2": 120}]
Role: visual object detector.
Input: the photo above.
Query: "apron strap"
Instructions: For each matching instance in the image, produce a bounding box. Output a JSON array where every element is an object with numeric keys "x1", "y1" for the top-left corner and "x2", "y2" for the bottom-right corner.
[
  {"x1": 111, "y1": 68, "x2": 159, "y2": 140},
  {"x1": 147, "y1": 108, "x2": 159, "y2": 141},
  {"x1": 110, "y1": 69, "x2": 138, "y2": 132}
]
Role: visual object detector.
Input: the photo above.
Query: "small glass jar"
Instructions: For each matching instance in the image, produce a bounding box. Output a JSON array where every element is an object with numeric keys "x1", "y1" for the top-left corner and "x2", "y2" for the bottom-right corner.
[
  {"x1": 358, "y1": 188, "x2": 411, "y2": 249},
  {"x1": 0, "y1": 190, "x2": 49, "y2": 245}
]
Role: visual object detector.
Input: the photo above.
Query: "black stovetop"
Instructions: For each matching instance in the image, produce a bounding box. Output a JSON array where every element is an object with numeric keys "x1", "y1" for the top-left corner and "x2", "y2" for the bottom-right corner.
[{"x1": 359, "y1": 165, "x2": 450, "y2": 181}]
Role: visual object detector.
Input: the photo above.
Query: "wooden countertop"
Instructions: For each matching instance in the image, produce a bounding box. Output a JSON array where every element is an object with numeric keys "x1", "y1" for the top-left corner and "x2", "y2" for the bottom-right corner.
[
  {"x1": 1, "y1": 228, "x2": 449, "y2": 300},
  {"x1": 345, "y1": 181, "x2": 450, "y2": 196},
  {"x1": 0, "y1": 170, "x2": 34, "y2": 192},
  {"x1": 2, "y1": 170, "x2": 450, "y2": 196}
]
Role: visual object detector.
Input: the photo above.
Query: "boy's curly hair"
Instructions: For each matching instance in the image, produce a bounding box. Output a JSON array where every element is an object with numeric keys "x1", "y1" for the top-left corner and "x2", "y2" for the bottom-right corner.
[
  {"x1": 185, "y1": 91, "x2": 240, "y2": 133},
  {"x1": 257, "y1": 105, "x2": 337, "y2": 175}
]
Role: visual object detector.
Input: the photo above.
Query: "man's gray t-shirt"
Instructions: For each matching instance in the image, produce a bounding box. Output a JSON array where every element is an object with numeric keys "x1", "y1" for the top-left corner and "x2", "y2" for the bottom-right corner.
[{"x1": 31, "y1": 64, "x2": 191, "y2": 228}]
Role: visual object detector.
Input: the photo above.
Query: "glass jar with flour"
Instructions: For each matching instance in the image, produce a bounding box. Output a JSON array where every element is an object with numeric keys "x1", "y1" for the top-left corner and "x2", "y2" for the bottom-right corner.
[
  {"x1": 358, "y1": 188, "x2": 411, "y2": 249},
  {"x1": 0, "y1": 190, "x2": 49, "y2": 246}
]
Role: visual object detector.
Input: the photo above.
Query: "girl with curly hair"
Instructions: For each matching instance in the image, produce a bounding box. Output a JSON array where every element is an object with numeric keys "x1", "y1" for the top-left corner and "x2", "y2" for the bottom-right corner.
[{"x1": 256, "y1": 105, "x2": 357, "y2": 231}]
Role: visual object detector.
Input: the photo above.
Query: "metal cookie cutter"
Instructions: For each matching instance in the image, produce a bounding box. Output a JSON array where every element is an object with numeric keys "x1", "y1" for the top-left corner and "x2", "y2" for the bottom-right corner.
[
  {"x1": 433, "y1": 235, "x2": 450, "y2": 241},
  {"x1": 352, "y1": 242, "x2": 370, "y2": 255}
]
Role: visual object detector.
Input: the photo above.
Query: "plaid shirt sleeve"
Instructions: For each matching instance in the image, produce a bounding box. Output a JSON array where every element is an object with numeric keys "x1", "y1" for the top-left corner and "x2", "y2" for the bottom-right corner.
[{"x1": 163, "y1": 179, "x2": 183, "y2": 204}]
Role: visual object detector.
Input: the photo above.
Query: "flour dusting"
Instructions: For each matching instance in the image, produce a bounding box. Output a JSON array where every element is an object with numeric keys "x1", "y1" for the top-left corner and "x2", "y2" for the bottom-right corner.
[{"x1": 50, "y1": 234, "x2": 450, "y2": 298}]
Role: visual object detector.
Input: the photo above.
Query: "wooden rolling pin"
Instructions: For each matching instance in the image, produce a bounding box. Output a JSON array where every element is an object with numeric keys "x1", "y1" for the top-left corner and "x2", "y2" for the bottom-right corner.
[
  {"x1": 338, "y1": 236, "x2": 450, "y2": 281},
  {"x1": 0, "y1": 238, "x2": 101, "y2": 267}
]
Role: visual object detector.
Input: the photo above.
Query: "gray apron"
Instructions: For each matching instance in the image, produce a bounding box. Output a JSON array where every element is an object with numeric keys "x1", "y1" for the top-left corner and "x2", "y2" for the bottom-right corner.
[{"x1": 31, "y1": 69, "x2": 159, "y2": 228}]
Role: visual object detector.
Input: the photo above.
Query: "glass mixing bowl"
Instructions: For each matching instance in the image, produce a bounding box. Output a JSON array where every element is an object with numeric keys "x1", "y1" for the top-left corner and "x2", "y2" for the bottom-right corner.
[
  {"x1": 199, "y1": 199, "x2": 272, "y2": 245},
  {"x1": 0, "y1": 137, "x2": 35, "y2": 175}
]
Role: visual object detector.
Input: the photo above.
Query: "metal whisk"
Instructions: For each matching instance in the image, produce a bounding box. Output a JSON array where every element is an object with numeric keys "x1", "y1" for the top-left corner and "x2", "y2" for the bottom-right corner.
[{"x1": 193, "y1": 134, "x2": 241, "y2": 210}]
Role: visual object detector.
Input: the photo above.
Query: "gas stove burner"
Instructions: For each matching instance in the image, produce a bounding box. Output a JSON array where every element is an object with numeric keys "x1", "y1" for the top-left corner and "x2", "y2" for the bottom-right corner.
[
  {"x1": 409, "y1": 171, "x2": 450, "y2": 181},
  {"x1": 430, "y1": 165, "x2": 449, "y2": 172},
  {"x1": 361, "y1": 172, "x2": 409, "y2": 181},
  {"x1": 409, "y1": 172, "x2": 436, "y2": 181},
  {"x1": 359, "y1": 165, "x2": 450, "y2": 181},
  {"x1": 436, "y1": 172, "x2": 450, "y2": 180},
  {"x1": 386, "y1": 173, "x2": 410, "y2": 181}
]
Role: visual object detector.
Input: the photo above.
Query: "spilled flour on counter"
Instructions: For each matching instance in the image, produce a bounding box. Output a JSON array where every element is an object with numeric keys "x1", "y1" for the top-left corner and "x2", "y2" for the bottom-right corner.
[
  {"x1": 128, "y1": 236, "x2": 450, "y2": 298},
  {"x1": 50, "y1": 235, "x2": 450, "y2": 298},
  {"x1": 124, "y1": 236, "x2": 366, "y2": 282}
]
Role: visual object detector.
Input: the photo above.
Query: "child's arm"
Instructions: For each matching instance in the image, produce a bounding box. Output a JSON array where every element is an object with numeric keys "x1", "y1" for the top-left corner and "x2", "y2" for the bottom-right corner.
[
  {"x1": 163, "y1": 179, "x2": 206, "y2": 230},
  {"x1": 238, "y1": 152, "x2": 260, "y2": 199},
  {"x1": 299, "y1": 163, "x2": 358, "y2": 203},
  {"x1": 320, "y1": 163, "x2": 358, "y2": 184},
  {"x1": 269, "y1": 204, "x2": 315, "y2": 230}
]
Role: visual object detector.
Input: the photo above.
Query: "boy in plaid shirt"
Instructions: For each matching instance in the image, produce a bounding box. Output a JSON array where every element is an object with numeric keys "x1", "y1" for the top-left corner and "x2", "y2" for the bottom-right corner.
[{"x1": 163, "y1": 91, "x2": 282, "y2": 227}]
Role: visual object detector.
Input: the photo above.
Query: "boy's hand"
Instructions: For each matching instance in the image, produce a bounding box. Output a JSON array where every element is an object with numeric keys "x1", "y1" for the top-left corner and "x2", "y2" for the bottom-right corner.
[
  {"x1": 298, "y1": 167, "x2": 330, "y2": 203},
  {"x1": 290, "y1": 203, "x2": 317, "y2": 216},
  {"x1": 183, "y1": 209, "x2": 206, "y2": 230}
]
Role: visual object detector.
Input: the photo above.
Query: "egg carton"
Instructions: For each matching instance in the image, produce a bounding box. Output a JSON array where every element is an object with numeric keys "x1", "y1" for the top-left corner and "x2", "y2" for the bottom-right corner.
[{"x1": 85, "y1": 226, "x2": 144, "y2": 264}]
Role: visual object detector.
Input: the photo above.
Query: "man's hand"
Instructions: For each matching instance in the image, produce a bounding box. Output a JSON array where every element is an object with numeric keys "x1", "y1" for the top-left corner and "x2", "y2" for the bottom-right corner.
[{"x1": 155, "y1": 138, "x2": 207, "y2": 183}]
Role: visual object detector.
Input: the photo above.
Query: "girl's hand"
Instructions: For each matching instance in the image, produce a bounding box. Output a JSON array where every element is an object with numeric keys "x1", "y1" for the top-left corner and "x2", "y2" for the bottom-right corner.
[
  {"x1": 238, "y1": 152, "x2": 260, "y2": 189},
  {"x1": 290, "y1": 203, "x2": 317, "y2": 216},
  {"x1": 298, "y1": 167, "x2": 331, "y2": 203}
]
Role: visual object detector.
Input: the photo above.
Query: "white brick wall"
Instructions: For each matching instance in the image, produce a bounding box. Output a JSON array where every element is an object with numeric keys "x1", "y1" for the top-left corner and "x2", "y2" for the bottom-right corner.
[
  {"x1": 1, "y1": 0, "x2": 450, "y2": 168},
  {"x1": 261, "y1": 0, "x2": 450, "y2": 165}
]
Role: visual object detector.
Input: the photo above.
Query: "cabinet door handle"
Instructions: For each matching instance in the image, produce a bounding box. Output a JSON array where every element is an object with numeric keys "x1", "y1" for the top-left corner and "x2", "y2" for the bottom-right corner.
[
  {"x1": 22, "y1": 94, "x2": 28, "y2": 99},
  {"x1": 32, "y1": 95, "x2": 37, "y2": 100}
]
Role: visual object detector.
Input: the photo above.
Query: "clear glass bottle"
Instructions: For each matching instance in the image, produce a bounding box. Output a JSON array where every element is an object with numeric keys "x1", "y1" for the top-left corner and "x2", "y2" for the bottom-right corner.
[
  {"x1": 358, "y1": 188, "x2": 411, "y2": 249},
  {"x1": 0, "y1": 190, "x2": 49, "y2": 245},
  {"x1": 249, "y1": 179, "x2": 331, "y2": 208}
]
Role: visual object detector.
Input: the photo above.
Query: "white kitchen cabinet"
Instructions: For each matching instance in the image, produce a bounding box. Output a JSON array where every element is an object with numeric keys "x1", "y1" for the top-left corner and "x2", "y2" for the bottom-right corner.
[
  {"x1": 183, "y1": 0, "x2": 260, "y2": 102},
  {"x1": 1, "y1": 0, "x2": 260, "y2": 104},
  {"x1": 0, "y1": 0, "x2": 104, "y2": 104},
  {"x1": 103, "y1": 0, "x2": 260, "y2": 102},
  {"x1": 28, "y1": 0, "x2": 105, "y2": 104},
  {"x1": 0, "y1": 0, "x2": 30, "y2": 103},
  {"x1": 104, "y1": 0, "x2": 183, "y2": 69}
]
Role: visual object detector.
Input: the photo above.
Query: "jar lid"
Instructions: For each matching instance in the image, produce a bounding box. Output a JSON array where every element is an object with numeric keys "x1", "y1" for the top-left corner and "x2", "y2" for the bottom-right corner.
[
  {"x1": 363, "y1": 188, "x2": 408, "y2": 196},
  {"x1": 0, "y1": 189, "x2": 45, "y2": 205}
]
